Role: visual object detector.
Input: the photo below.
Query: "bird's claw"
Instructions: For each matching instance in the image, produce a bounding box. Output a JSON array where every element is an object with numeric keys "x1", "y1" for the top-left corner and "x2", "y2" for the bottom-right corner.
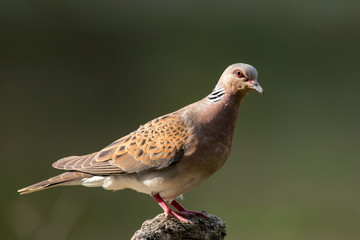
[
  {"x1": 165, "y1": 210, "x2": 191, "y2": 223},
  {"x1": 175, "y1": 210, "x2": 208, "y2": 219}
]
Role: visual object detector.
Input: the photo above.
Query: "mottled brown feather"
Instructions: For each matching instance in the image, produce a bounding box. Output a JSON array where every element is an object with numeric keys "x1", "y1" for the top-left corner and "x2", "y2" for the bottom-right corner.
[
  {"x1": 50, "y1": 111, "x2": 189, "y2": 174},
  {"x1": 95, "y1": 111, "x2": 190, "y2": 173},
  {"x1": 52, "y1": 153, "x2": 124, "y2": 175}
]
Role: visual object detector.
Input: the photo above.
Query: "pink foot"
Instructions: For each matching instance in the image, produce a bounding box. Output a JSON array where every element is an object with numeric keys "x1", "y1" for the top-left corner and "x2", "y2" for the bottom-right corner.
[
  {"x1": 152, "y1": 193, "x2": 190, "y2": 223},
  {"x1": 171, "y1": 200, "x2": 208, "y2": 219}
]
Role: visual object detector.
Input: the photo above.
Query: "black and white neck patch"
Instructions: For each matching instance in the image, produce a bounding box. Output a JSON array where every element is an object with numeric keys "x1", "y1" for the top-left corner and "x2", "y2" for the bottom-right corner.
[{"x1": 207, "y1": 87, "x2": 226, "y2": 102}]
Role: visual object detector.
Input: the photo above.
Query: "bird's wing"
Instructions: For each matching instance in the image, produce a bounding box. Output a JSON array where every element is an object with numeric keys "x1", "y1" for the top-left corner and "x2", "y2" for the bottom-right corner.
[
  {"x1": 53, "y1": 111, "x2": 190, "y2": 174},
  {"x1": 52, "y1": 152, "x2": 124, "y2": 175},
  {"x1": 95, "y1": 111, "x2": 190, "y2": 173}
]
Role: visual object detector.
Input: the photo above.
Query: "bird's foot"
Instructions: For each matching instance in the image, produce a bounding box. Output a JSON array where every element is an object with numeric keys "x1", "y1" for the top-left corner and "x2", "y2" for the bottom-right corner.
[
  {"x1": 152, "y1": 193, "x2": 191, "y2": 223},
  {"x1": 174, "y1": 210, "x2": 208, "y2": 219},
  {"x1": 171, "y1": 200, "x2": 208, "y2": 219},
  {"x1": 165, "y1": 210, "x2": 191, "y2": 223}
]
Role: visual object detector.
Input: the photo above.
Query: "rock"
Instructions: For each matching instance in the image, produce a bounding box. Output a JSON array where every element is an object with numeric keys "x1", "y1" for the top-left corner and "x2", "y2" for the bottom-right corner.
[{"x1": 131, "y1": 212, "x2": 226, "y2": 240}]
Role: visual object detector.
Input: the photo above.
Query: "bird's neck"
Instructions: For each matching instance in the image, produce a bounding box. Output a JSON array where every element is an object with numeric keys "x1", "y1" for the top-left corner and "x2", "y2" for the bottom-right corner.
[
  {"x1": 206, "y1": 86, "x2": 245, "y2": 118},
  {"x1": 190, "y1": 89, "x2": 246, "y2": 145},
  {"x1": 206, "y1": 86, "x2": 226, "y2": 103},
  {"x1": 205, "y1": 91, "x2": 243, "y2": 130}
]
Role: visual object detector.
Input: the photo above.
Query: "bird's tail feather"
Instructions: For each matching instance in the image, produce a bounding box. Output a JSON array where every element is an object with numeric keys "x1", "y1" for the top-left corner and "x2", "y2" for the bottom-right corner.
[{"x1": 18, "y1": 172, "x2": 93, "y2": 195}]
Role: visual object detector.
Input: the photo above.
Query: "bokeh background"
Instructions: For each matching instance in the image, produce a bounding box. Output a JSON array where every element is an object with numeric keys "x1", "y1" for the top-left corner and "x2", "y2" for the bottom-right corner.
[{"x1": 1, "y1": 1, "x2": 359, "y2": 239}]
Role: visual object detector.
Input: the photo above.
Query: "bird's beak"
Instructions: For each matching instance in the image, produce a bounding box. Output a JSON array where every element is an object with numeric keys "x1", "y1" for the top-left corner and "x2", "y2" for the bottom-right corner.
[{"x1": 249, "y1": 80, "x2": 264, "y2": 95}]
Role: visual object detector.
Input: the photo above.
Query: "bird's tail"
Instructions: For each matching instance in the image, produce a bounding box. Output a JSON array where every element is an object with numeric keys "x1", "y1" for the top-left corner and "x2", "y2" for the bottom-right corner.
[{"x1": 18, "y1": 172, "x2": 93, "y2": 195}]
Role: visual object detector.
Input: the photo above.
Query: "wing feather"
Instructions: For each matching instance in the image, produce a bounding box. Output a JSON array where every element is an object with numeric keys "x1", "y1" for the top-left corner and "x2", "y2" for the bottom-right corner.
[
  {"x1": 53, "y1": 153, "x2": 123, "y2": 175},
  {"x1": 52, "y1": 111, "x2": 189, "y2": 174},
  {"x1": 95, "y1": 111, "x2": 190, "y2": 173}
]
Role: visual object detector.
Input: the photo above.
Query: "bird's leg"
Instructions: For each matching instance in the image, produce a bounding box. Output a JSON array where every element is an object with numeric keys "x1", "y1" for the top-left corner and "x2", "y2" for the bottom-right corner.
[
  {"x1": 151, "y1": 193, "x2": 190, "y2": 223},
  {"x1": 171, "y1": 200, "x2": 208, "y2": 219}
]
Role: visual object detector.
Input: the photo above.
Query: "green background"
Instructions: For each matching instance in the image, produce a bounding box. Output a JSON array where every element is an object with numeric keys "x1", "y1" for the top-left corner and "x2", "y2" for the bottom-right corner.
[{"x1": 1, "y1": 1, "x2": 359, "y2": 239}]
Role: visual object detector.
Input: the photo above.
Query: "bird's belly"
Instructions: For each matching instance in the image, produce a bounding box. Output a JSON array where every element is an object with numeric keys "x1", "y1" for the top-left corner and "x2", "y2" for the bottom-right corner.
[
  {"x1": 82, "y1": 175, "x2": 154, "y2": 195},
  {"x1": 81, "y1": 172, "x2": 187, "y2": 199},
  {"x1": 139, "y1": 165, "x2": 212, "y2": 202}
]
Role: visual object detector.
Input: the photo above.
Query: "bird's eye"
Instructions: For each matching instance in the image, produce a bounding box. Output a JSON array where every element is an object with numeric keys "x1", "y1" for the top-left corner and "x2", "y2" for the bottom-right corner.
[{"x1": 234, "y1": 70, "x2": 244, "y2": 78}]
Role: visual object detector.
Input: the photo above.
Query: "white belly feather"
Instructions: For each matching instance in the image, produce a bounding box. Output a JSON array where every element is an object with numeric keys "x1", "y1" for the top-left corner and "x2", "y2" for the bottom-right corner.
[{"x1": 81, "y1": 174, "x2": 164, "y2": 196}]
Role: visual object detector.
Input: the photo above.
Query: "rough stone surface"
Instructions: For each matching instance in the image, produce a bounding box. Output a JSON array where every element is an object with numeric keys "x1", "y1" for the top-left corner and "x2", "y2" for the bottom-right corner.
[{"x1": 131, "y1": 212, "x2": 226, "y2": 240}]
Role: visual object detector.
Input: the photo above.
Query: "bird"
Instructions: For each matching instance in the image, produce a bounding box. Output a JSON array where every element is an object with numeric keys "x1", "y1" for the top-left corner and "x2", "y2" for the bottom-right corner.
[{"x1": 18, "y1": 63, "x2": 264, "y2": 223}]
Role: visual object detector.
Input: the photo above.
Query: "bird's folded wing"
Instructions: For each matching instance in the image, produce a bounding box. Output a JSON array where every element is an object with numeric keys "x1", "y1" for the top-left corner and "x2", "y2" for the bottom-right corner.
[
  {"x1": 53, "y1": 112, "x2": 190, "y2": 174},
  {"x1": 52, "y1": 152, "x2": 124, "y2": 174}
]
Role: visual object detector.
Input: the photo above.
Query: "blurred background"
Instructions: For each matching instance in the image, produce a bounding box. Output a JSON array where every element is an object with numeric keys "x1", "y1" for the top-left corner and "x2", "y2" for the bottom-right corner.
[{"x1": 1, "y1": 0, "x2": 359, "y2": 239}]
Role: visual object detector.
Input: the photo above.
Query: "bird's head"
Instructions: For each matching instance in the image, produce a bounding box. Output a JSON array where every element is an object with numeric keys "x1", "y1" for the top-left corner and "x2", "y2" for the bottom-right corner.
[{"x1": 217, "y1": 63, "x2": 264, "y2": 96}]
